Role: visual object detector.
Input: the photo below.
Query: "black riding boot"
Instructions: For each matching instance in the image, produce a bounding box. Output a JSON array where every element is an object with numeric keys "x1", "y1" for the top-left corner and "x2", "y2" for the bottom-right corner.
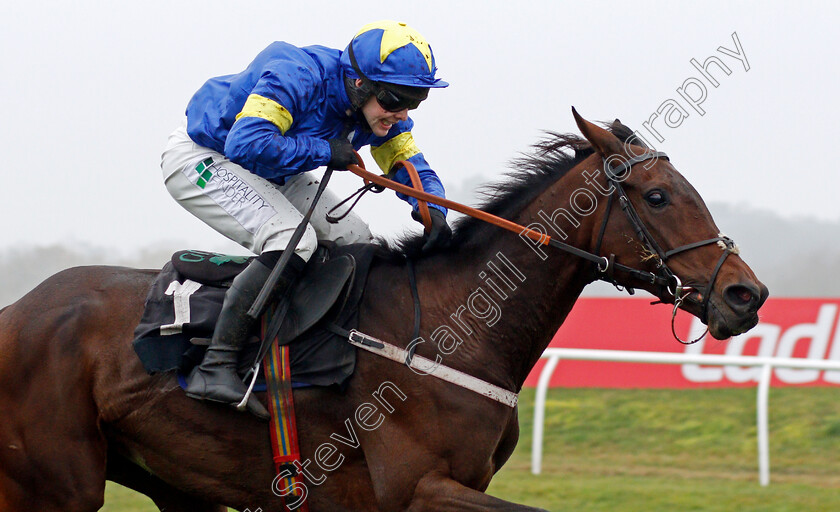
[{"x1": 185, "y1": 252, "x2": 305, "y2": 419}]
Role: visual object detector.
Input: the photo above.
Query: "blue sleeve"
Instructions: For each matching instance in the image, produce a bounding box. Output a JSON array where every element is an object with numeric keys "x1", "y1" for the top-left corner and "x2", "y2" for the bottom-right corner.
[
  {"x1": 223, "y1": 61, "x2": 332, "y2": 181},
  {"x1": 225, "y1": 118, "x2": 331, "y2": 181}
]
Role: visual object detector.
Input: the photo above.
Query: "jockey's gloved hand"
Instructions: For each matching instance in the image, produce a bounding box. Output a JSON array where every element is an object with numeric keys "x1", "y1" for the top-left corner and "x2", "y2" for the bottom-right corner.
[
  {"x1": 412, "y1": 208, "x2": 452, "y2": 253},
  {"x1": 328, "y1": 139, "x2": 357, "y2": 169}
]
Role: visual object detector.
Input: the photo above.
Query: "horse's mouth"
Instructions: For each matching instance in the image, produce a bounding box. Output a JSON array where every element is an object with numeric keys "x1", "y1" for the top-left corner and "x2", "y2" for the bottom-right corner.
[
  {"x1": 705, "y1": 295, "x2": 762, "y2": 340},
  {"x1": 675, "y1": 289, "x2": 763, "y2": 340}
]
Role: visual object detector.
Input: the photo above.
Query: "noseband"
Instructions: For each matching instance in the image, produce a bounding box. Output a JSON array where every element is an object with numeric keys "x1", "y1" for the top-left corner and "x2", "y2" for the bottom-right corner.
[{"x1": 591, "y1": 151, "x2": 739, "y2": 343}]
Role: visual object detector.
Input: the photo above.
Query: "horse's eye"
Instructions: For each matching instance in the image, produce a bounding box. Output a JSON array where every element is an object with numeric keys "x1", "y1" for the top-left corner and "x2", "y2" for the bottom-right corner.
[{"x1": 645, "y1": 190, "x2": 668, "y2": 208}]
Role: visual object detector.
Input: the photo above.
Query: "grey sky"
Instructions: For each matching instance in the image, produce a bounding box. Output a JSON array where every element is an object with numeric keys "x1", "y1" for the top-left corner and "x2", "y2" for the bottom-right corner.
[{"x1": 2, "y1": 1, "x2": 836, "y2": 257}]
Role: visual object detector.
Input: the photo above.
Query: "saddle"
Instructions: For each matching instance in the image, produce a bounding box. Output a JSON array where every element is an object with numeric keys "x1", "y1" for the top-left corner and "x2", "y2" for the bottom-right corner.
[
  {"x1": 132, "y1": 242, "x2": 379, "y2": 388},
  {"x1": 172, "y1": 246, "x2": 355, "y2": 345}
]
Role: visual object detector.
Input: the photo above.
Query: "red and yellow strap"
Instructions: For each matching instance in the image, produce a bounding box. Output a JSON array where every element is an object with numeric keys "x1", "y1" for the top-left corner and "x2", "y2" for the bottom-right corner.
[{"x1": 262, "y1": 315, "x2": 309, "y2": 511}]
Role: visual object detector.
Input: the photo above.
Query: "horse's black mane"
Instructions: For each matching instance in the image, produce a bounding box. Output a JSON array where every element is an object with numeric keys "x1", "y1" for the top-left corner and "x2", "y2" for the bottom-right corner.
[{"x1": 381, "y1": 120, "x2": 645, "y2": 259}]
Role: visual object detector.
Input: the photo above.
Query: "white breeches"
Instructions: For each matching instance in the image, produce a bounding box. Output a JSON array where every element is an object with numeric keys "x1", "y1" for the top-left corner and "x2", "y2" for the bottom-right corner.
[{"x1": 161, "y1": 120, "x2": 373, "y2": 262}]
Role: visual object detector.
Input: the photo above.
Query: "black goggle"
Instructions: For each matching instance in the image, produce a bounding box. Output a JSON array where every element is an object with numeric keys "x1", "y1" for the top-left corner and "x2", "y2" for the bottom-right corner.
[{"x1": 373, "y1": 86, "x2": 425, "y2": 112}]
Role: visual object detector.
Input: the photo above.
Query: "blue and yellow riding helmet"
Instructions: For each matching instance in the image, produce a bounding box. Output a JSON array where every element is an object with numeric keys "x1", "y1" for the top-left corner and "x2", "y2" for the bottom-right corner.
[{"x1": 341, "y1": 21, "x2": 448, "y2": 110}]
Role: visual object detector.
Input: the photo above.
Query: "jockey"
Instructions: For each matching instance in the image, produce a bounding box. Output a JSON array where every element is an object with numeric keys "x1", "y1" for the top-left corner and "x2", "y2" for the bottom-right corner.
[{"x1": 161, "y1": 20, "x2": 451, "y2": 418}]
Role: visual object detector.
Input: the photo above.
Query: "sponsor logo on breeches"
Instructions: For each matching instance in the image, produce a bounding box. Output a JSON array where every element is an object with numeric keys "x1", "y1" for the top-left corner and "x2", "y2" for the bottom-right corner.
[
  {"x1": 185, "y1": 157, "x2": 277, "y2": 234},
  {"x1": 195, "y1": 158, "x2": 270, "y2": 211}
]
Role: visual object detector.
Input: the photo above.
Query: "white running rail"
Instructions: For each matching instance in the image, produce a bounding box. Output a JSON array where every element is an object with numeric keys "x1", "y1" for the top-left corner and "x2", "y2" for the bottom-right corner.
[{"x1": 530, "y1": 348, "x2": 840, "y2": 486}]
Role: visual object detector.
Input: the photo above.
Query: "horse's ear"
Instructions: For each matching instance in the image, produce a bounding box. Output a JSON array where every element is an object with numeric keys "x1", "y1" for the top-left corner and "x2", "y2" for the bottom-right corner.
[
  {"x1": 572, "y1": 107, "x2": 624, "y2": 158},
  {"x1": 611, "y1": 118, "x2": 629, "y2": 131}
]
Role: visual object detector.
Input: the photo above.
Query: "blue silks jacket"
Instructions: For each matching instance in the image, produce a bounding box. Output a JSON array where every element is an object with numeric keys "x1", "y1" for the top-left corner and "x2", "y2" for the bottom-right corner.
[{"x1": 185, "y1": 42, "x2": 446, "y2": 214}]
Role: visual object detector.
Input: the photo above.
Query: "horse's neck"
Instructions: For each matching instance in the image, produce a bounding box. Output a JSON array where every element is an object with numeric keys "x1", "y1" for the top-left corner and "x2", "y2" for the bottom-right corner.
[{"x1": 417, "y1": 166, "x2": 598, "y2": 391}]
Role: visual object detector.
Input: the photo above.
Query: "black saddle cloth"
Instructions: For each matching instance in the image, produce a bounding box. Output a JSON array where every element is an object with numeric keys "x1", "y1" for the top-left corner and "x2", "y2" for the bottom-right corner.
[{"x1": 132, "y1": 243, "x2": 379, "y2": 388}]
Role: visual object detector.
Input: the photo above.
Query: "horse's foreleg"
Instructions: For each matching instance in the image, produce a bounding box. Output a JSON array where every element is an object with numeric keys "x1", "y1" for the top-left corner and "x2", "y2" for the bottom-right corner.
[{"x1": 406, "y1": 474, "x2": 549, "y2": 512}]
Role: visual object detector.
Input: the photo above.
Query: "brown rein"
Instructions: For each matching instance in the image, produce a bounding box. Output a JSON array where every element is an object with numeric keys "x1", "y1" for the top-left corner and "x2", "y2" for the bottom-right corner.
[
  {"x1": 340, "y1": 157, "x2": 665, "y2": 289},
  {"x1": 345, "y1": 158, "x2": 553, "y2": 246}
]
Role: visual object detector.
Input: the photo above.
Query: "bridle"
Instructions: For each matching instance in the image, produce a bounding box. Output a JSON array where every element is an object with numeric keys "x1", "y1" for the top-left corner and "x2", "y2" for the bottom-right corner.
[
  {"x1": 590, "y1": 151, "x2": 739, "y2": 343},
  {"x1": 333, "y1": 150, "x2": 739, "y2": 344}
]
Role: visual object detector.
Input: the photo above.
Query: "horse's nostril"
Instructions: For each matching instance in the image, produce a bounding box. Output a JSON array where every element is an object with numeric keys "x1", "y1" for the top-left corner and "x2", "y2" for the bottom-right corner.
[
  {"x1": 724, "y1": 284, "x2": 757, "y2": 309},
  {"x1": 735, "y1": 288, "x2": 752, "y2": 303}
]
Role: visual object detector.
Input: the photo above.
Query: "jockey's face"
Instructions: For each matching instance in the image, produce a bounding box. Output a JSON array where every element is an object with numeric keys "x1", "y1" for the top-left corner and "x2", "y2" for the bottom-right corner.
[{"x1": 357, "y1": 80, "x2": 409, "y2": 137}]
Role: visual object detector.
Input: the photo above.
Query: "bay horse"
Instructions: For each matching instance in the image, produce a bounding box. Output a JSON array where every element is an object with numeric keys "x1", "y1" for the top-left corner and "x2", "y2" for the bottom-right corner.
[{"x1": 0, "y1": 111, "x2": 767, "y2": 511}]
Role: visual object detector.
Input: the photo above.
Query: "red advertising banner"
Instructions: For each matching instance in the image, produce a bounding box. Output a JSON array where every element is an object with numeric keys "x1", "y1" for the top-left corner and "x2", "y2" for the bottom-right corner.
[{"x1": 523, "y1": 298, "x2": 840, "y2": 388}]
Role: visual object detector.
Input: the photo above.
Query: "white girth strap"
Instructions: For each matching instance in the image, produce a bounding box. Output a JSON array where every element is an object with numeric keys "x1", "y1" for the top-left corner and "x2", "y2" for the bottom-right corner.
[{"x1": 347, "y1": 330, "x2": 519, "y2": 408}]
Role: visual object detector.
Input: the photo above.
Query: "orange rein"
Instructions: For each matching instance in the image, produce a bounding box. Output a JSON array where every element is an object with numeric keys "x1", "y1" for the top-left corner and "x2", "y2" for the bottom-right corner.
[{"x1": 345, "y1": 157, "x2": 552, "y2": 246}]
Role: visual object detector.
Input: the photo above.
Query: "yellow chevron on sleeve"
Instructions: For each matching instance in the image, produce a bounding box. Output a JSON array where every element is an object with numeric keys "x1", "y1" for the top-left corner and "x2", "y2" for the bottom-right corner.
[
  {"x1": 235, "y1": 94, "x2": 294, "y2": 134},
  {"x1": 370, "y1": 132, "x2": 422, "y2": 173}
]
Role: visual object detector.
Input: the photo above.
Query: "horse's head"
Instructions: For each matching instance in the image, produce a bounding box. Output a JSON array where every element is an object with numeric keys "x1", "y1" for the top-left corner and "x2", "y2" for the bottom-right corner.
[{"x1": 572, "y1": 109, "x2": 768, "y2": 340}]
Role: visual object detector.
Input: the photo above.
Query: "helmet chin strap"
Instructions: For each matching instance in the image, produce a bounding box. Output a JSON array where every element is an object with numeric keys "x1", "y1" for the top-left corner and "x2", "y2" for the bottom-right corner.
[
  {"x1": 343, "y1": 76, "x2": 370, "y2": 111},
  {"x1": 345, "y1": 39, "x2": 377, "y2": 111},
  {"x1": 341, "y1": 77, "x2": 373, "y2": 134}
]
